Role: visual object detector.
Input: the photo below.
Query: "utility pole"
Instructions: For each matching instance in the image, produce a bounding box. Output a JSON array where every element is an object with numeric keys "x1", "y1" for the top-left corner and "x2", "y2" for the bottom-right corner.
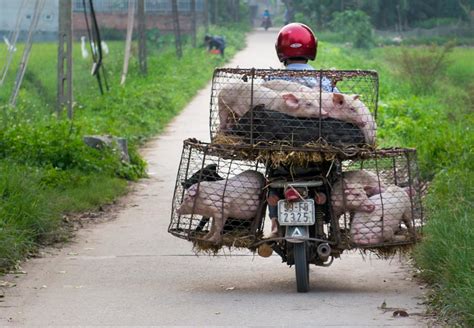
[
  {"x1": 137, "y1": 0, "x2": 147, "y2": 75},
  {"x1": 171, "y1": 0, "x2": 182, "y2": 58},
  {"x1": 57, "y1": 0, "x2": 73, "y2": 118}
]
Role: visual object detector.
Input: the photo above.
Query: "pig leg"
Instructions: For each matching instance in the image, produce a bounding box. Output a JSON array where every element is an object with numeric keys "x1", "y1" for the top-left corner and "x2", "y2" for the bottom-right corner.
[
  {"x1": 206, "y1": 214, "x2": 227, "y2": 244},
  {"x1": 218, "y1": 104, "x2": 230, "y2": 131},
  {"x1": 382, "y1": 226, "x2": 396, "y2": 243},
  {"x1": 401, "y1": 209, "x2": 413, "y2": 229},
  {"x1": 203, "y1": 216, "x2": 217, "y2": 240}
]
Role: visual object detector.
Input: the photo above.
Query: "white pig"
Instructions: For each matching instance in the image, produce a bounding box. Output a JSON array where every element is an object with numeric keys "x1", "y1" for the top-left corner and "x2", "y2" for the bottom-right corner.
[
  {"x1": 262, "y1": 79, "x2": 315, "y2": 93},
  {"x1": 176, "y1": 170, "x2": 265, "y2": 244},
  {"x1": 217, "y1": 82, "x2": 329, "y2": 131},
  {"x1": 331, "y1": 182, "x2": 376, "y2": 218},
  {"x1": 342, "y1": 170, "x2": 387, "y2": 196},
  {"x1": 262, "y1": 80, "x2": 377, "y2": 145},
  {"x1": 350, "y1": 185, "x2": 413, "y2": 246},
  {"x1": 329, "y1": 93, "x2": 376, "y2": 145}
]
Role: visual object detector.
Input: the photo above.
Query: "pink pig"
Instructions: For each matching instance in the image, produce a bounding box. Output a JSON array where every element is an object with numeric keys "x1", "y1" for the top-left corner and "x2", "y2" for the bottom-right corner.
[
  {"x1": 328, "y1": 93, "x2": 376, "y2": 145},
  {"x1": 218, "y1": 82, "x2": 329, "y2": 131},
  {"x1": 176, "y1": 170, "x2": 265, "y2": 244},
  {"x1": 261, "y1": 79, "x2": 377, "y2": 145},
  {"x1": 350, "y1": 185, "x2": 413, "y2": 246},
  {"x1": 331, "y1": 182, "x2": 376, "y2": 218},
  {"x1": 342, "y1": 170, "x2": 387, "y2": 196}
]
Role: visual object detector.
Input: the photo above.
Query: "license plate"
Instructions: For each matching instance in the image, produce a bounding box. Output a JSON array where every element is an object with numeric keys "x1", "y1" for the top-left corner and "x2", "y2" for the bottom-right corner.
[{"x1": 277, "y1": 199, "x2": 315, "y2": 226}]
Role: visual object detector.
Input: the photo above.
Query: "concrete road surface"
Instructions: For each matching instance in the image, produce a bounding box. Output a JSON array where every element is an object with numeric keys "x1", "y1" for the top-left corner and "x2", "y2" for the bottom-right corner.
[{"x1": 0, "y1": 29, "x2": 429, "y2": 327}]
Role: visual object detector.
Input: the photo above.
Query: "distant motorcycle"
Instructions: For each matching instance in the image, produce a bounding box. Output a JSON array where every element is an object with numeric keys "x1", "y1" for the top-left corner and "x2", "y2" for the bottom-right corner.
[{"x1": 261, "y1": 16, "x2": 272, "y2": 30}]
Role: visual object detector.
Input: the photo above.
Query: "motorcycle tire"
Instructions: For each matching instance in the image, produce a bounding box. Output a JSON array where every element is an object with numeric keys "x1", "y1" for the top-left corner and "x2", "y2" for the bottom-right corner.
[{"x1": 294, "y1": 242, "x2": 310, "y2": 293}]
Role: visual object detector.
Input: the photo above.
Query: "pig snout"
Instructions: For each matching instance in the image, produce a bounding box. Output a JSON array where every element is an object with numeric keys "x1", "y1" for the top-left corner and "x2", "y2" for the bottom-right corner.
[
  {"x1": 343, "y1": 185, "x2": 375, "y2": 211},
  {"x1": 360, "y1": 202, "x2": 375, "y2": 213}
]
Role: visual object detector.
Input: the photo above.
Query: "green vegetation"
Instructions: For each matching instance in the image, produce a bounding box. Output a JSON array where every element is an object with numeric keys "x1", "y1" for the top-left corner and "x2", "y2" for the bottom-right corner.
[
  {"x1": 0, "y1": 24, "x2": 249, "y2": 270},
  {"x1": 329, "y1": 10, "x2": 374, "y2": 48},
  {"x1": 314, "y1": 42, "x2": 473, "y2": 326},
  {"x1": 283, "y1": 0, "x2": 472, "y2": 30}
]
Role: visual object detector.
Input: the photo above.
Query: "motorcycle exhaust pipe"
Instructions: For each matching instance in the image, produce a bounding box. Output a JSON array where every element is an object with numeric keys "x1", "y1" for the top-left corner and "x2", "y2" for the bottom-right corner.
[{"x1": 317, "y1": 243, "x2": 331, "y2": 261}]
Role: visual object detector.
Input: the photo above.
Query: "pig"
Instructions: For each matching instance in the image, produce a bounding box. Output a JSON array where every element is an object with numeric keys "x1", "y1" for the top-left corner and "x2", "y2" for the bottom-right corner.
[
  {"x1": 331, "y1": 182, "x2": 376, "y2": 219},
  {"x1": 328, "y1": 93, "x2": 376, "y2": 145},
  {"x1": 176, "y1": 170, "x2": 265, "y2": 244},
  {"x1": 217, "y1": 82, "x2": 329, "y2": 131},
  {"x1": 350, "y1": 185, "x2": 413, "y2": 246},
  {"x1": 262, "y1": 79, "x2": 377, "y2": 145},
  {"x1": 342, "y1": 170, "x2": 387, "y2": 196},
  {"x1": 331, "y1": 170, "x2": 387, "y2": 219},
  {"x1": 181, "y1": 164, "x2": 252, "y2": 233},
  {"x1": 262, "y1": 79, "x2": 315, "y2": 93},
  {"x1": 228, "y1": 106, "x2": 365, "y2": 146}
]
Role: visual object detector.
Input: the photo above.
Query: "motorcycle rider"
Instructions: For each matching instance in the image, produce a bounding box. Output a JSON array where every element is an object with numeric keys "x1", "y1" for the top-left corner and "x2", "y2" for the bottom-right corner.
[
  {"x1": 267, "y1": 23, "x2": 337, "y2": 237},
  {"x1": 261, "y1": 9, "x2": 272, "y2": 29}
]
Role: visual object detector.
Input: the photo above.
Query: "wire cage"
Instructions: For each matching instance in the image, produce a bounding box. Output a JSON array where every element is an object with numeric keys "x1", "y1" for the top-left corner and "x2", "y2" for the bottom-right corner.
[
  {"x1": 169, "y1": 140, "x2": 423, "y2": 254},
  {"x1": 332, "y1": 148, "x2": 424, "y2": 249},
  {"x1": 209, "y1": 68, "x2": 379, "y2": 151},
  {"x1": 169, "y1": 139, "x2": 267, "y2": 249}
]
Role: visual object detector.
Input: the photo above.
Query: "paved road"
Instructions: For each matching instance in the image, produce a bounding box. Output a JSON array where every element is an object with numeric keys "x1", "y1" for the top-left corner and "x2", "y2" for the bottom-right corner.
[{"x1": 0, "y1": 29, "x2": 428, "y2": 327}]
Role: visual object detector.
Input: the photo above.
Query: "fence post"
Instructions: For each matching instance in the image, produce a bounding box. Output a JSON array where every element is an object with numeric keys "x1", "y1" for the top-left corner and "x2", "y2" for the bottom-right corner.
[{"x1": 57, "y1": 0, "x2": 73, "y2": 119}]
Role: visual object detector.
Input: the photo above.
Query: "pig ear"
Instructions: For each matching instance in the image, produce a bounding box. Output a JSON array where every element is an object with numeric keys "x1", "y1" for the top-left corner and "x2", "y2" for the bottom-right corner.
[
  {"x1": 353, "y1": 94, "x2": 360, "y2": 101},
  {"x1": 188, "y1": 184, "x2": 198, "y2": 197},
  {"x1": 332, "y1": 93, "x2": 345, "y2": 106},
  {"x1": 282, "y1": 93, "x2": 300, "y2": 109}
]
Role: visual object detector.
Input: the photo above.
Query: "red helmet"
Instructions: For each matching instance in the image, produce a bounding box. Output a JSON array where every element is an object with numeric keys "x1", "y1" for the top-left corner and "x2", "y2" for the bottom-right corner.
[{"x1": 275, "y1": 23, "x2": 317, "y2": 62}]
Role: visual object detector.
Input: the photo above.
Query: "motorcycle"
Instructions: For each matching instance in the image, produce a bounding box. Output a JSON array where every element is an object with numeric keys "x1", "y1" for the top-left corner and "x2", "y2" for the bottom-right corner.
[
  {"x1": 169, "y1": 68, "x2": 423, "y2": 294},
  {"x1": 261, "y1": 16, "x2": 272, "y2": 30},
  {"x1": 259, "y1": 164, "x2": 342, "y2": 293}
]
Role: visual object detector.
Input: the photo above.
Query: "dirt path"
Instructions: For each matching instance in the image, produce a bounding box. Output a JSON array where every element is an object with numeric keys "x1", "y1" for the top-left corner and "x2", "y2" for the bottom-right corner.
[{"x1": 0, "y1": 29, "x2": 429, "y2": 326}]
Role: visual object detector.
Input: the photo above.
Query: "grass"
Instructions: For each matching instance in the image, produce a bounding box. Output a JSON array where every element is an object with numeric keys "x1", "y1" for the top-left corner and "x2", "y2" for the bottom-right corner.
[
  {"x1": 320, "y1": 43, "x2": 473, "y2": 326},
  {"x1": 1, "y1": 26, "x2": 473, "y2": 326},
  {"x1": 0, "y1": 23, "x2": 249, "y2": 271}
]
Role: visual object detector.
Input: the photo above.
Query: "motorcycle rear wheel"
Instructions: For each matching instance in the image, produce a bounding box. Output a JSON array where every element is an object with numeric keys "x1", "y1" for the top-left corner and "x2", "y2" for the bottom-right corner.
[{"x1": 294, "y1": 242, "x2": 310, "y2": 292}]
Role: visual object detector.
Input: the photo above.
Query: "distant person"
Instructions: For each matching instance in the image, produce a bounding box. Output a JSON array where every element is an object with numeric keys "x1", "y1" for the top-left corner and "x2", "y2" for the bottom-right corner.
[
  {"x1": 261, "y1": 9, "x2": 272, "y2": 30},
  {"x1": 204, "y1": 35, "x2": 225, "y2": 57}
]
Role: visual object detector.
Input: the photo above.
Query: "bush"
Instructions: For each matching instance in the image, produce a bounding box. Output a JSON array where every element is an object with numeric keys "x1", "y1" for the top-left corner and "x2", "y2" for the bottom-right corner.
[
  {"x1": 384, "y1": 43, "x2": 455, "y2": 95},
  {"x1": 329, "y1": 10, "x2": 374, "y2": 48}
]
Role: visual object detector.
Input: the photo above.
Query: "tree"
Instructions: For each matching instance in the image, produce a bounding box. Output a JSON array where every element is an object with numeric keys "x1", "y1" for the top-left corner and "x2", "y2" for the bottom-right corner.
[{"x1": 329, "y1": 10, "x2": 374, "y2": 48}]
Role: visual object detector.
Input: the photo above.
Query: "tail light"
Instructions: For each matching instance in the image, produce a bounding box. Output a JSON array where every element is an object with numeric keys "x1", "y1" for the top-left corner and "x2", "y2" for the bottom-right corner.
[{"x1": 284, "y1": 186, "x2": 306, "y2": 202}]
